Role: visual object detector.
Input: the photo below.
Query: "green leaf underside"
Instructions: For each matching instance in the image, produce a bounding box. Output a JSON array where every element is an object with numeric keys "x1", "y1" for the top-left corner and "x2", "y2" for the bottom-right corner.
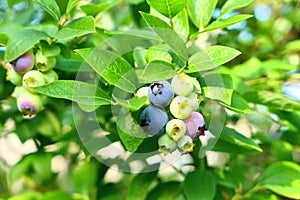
[
  {"x1": 219, "y1": 92, "x2": 251, "y2": 114},
  {"x1": 75, "y1": 48, "x2": 138, "y2": 93},
  {"x1": 146, "y1": 0, "x2": 189, "y2": 19},
  {"x1": 204, "y1": 14, "x2": 252, "y2": 32},
  {"x1": 140, "y1": 12, "x2": 188, "y2": 60},
  {"x1": 256, "y1": 161, "x2": 300, "y2": 199},
  {"x1": 33, "y1": 80, "x2": 111, "y2": 106},
  {"x1": 55, "y1": 16, "x2": 95, "y2": 40},
  {"x1": 5, "y1": 29, "x2": 48, "y2": 62},
  {"x1": 244, "y1": 90, "x2": 300, "y2": 112},
  {"x1": 216, "y1": 127, "x2": 262, "y2": 153},
  {"x1": 32, "y1": 0, "x2": 61, "y2": 21}
]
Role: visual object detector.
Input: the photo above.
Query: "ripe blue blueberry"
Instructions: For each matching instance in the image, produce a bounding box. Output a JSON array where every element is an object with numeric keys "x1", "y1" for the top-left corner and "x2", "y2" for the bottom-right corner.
[
  {"x1": 148, "y1": 80, "x2": 174, "y2": 108},
  {"x1": 140, "y1": 105, "x2": 168, "y2": 135},
  {"x1": 17, "y1": 92, "x2": 43, "y2": 117},
  {"x1": 10, "y1": 51, "x2": 34, "y2": 73}
]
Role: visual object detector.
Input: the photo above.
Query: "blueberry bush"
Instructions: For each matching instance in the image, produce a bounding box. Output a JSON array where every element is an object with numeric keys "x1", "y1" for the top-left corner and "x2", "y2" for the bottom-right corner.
[{"x1": 1, "y1": 0, "x2": 300, "y2": 199}]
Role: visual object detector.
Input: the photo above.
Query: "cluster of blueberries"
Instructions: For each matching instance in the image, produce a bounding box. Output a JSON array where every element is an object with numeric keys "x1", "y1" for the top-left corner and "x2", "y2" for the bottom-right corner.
[
  {"x1": 6, "y1": 50, "x2": 57, "y2": 117},
  {"x1": 139, "y1": 73, "x2": 207, "y2": 155}
]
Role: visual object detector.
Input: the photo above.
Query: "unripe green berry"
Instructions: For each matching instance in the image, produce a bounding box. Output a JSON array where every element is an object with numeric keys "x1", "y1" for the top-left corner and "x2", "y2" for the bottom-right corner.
[
  {"x1": 17, "y1": 92, "x2": 43, "y2": 117},
  {"x1": 22, "y1": 70, "x2": 46, "y2": 89},
  {"x1": 136, "y1": 86, "x2": 150, "y2": 105},
  {"x1": 6, "y1": 68, "x2": 22, "y2": 85},
  {"x1": 166, "y1": 119, "x2": 186, "y2": 141},
  {"x1": 177, "y1": 136, "x2": 195, "y2": 154},
  {"x1": 11, "y1": 86, "x2": 28, "y2": 98},
  {"x1": 35, "y1": 50, "x2": 56, "y2": 72},
  {"x1": 187, "y1": 93, "x2": 199, "y2": 111},
  {"x1": 170, "y1": 96, "x2": 193, "y2": 119},
  {"x1": 158, "y1": 134, "x2": 177, "y2": 155},
  {"x1": 171, "y1": 73, "x2": 193, "y2": 96},
  {"x1": 43, "y1": 70, "x2": 58, "y2": 83}
]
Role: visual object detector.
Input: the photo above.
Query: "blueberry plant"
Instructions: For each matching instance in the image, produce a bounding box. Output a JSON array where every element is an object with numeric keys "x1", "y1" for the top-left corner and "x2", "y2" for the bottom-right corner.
[{"x1": 1, "y1": 0, "x2": 300, "y2": 200}]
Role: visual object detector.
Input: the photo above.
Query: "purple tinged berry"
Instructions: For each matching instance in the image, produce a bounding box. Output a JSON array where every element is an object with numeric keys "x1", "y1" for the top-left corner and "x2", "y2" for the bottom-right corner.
[
  {"x1": 22, "y1": 70, "x2": 46, "y2": 89},
  {"x1": 17, "y1": 92, "x2": 43, "y2": 117},
  {"x1": 148, "y1": 80, "x2": 174, "y2": 108},
  {"x1": 35, "y1": 50, "x2": 56, "y2": 72},
  {"x1": 177, "y1": 135, "x2": 195, "y2": 154},
  {"x1": 10, "y1": 51, "x2": 34, "y2": 73},
  {"x1": 171, "y1": 73, "x2": 193, "y2": 96},
  {"x1": 6, "y1": 68, "x2": 22, "y2": 85},
  {"x1": 166, "y1": 119, "x2": 186, "y2": 141},
  {"x1": 158, "y1": 134, "x2": 177, "y2": 155},
  {"x1": 140, "y1": 106, "x2": 168, "y2": 135},
  {"x1": 170, "y1": 96, "x2": 193, "y2": 119},
  {"x1": 185, "y1": 112, "x2": 207, "y2": 139}
]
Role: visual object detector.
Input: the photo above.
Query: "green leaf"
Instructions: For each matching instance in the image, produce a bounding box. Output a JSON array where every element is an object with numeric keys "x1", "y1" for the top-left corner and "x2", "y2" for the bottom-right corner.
[
  {"x1": 75, "y1": 48, "x2": 138, "y2": 93},
  {"x1": 184, "y1": 170, "x2": 216, "y2": 200},
  {"x1": 173, "y1": 9, "x2": 189, "y2": 41},
  {"x1": 127, "y1": 169, "x2": 158, "y2": 200},
  {"x1": 213, "y1": 127, "x2": 262, "y2": 154},
  {"x1": 200, "y1": 72, "x2": 233, "y2": 105},
  {"x1": 32, "y1": 0, "x2": 61, "y2": 21},
  {"x1": 80, "y1": 2, "x2": 112, "y2": 16},
  {"x1": 8, "y1": 191, "x2": 42, "y2": 200},
  {"x1": 146, "y1": 0, "x2": 189, "y2": 19},
  {"x1": 113, "y1": 95, "x2": 147, "y2": 111},
  {"x1": 72, "y1": 161, "x2": 98, "y2": 194},
  {"x1": 256, "y1": 161, "x2": 300, "y2": 199},
  {"x1": 140, "y1": 12, "x2": 188, "y2": 60},
  {"x1": 40, "y1": 40, "x2": 61, "y2": 57},
  {"x1": 32, "y1": 153, "x2": 53, "y2": 180},
  {"x1": 285, "y1": 39, "x2": 300, "y2": 52},
  {"x1": 5, "y1": 29, "x2": 48, "y2": 63},
  {"x1": 40, "y1": 191, "x2": 73, "y2": 200},
  {"x1": 33, "y1": 80, "x2": 111, "y2": 107},
  {"x1": 139, "y1": 60, "x2": 177, "y2": 82},
  {"x1": 66, "y1": 0, "x2": 81, "y2": 16},
  {"x1": 204, "y1": 14, "x2": 252, "y2": 32},
  {"x1": 10, "y1": 155, "x2": 33, "y2": 182},
  {"x1": 207, "y1": 46, "x2": 241, "y2": 67},
  {"x1": 243, "y1": 90, "x2": 300, "y2": 112},
  {"x1": 219, "y1": 0, "x2": 255, "y2": 18},
  {"x1": 145, "y1": 44, "x2": 172, "y2": 63},
  {"x1": 146, "y1": 182, "x2": 182, "y2": 200},
  {"x1": 188, "y1": 0, "x2": 218, "y2": 29},
  {"x1": 219, "y1": 92, "x2": 251, "y2": 114},
  {"x1": 188, "y1": 46, "x2": 241, "y2": 72},
  {"x1": 231, "y1": 57, "x2": 262, "y2": 79},
  {"x1": 117, "y1": 127, "x2": 144, "y2": 153},
  {"x1": 55, "y1": 16, "x2": 95, "y2": 40}
]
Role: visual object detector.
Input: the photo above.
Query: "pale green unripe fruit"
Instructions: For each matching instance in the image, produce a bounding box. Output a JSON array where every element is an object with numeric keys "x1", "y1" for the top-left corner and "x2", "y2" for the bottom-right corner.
[
  {"x1": 6, "y1": 68, "x2": 22, "y2": 85},
  {"x1": 177, "y1": 136, "x2": 195, "y2": 154},
  {"x1": 166, "y1": 119, "x2": 186, "y2": 141},
  {"x1": 12, "y1": 86, "x2": 28, "y2": 98},
  {"x1": 35, "y1": 50, "x2": 56, "y2": 72},
  {"x1": 171, "y1": 73, "x2": 193, "y2": 96},
  {"x1": 43, "y1": 70, "x2": 58, "y2": 83},
  {"x1": 187, "y1": 93, "x2": 199, "y2": 111},
  {"x1": 22, "y1": 70, "x2": 46, "y2": 89},
  {"x1": 170, "y1": 96, "x2": 193, "y2": 119},
  {"x1": 158, "y1": 134, "x2": 177, "y2": 155},
  {"x1": 136, "y1": 86, "x2": 150, "y2": 105}
]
